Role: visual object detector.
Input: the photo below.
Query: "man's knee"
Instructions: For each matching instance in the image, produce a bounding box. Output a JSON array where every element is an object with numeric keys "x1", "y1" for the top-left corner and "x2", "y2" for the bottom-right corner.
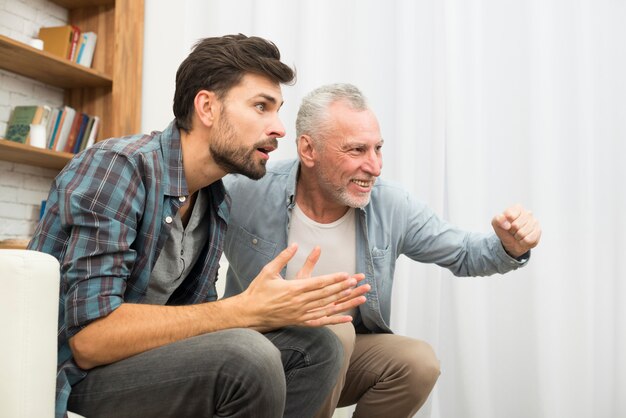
[
  {"x1": 327, "y1": 322, "x2": 357, "y2": 359},
  {"x1": 201, "y1": 329, "x2": 286, "y2": 415},
  {"x1": 214, "y1": 328, "x2": 285, "y2": 380},
  {"x1": 398, "y1": 339, "x2": 441, "y2": 395},
  {"x1": 311, "y1": 326, "x2": 345, "y2": 378}
]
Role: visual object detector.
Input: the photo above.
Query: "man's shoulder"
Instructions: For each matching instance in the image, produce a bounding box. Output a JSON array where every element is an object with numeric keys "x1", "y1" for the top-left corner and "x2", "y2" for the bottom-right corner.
[{"x1": 90, "y1": 131, "x2": 161, "y2": 158}]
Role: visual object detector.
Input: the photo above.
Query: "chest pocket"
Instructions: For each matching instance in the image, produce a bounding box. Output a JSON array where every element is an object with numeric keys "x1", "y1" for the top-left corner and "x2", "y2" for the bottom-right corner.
[
  {"x1": 233, "y1": 225, "x2": 277, "y2": 261},
  {"x1": 371, "y1": 245, "x2": 390, "y2": 259}
]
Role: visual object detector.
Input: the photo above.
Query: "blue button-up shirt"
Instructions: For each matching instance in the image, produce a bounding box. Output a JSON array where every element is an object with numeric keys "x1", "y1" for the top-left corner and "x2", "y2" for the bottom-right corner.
[
  {"x1": 223, "y1": 159, "x2": 527, "y2": 334},
  {"x1": 29, "y1": 121, "x2": 229, "y2": 418}
]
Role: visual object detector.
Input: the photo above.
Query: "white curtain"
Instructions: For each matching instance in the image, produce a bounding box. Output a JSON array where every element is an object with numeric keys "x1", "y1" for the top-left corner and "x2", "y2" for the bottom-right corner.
[{"x1": 143, "y1": 1, "x2": 626, "y2": 417}]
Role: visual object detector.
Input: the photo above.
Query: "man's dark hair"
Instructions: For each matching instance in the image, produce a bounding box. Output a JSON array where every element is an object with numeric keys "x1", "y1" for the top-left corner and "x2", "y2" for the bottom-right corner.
[{"x1": 173, "y1": 34, "x2": 295, "y2": 132}]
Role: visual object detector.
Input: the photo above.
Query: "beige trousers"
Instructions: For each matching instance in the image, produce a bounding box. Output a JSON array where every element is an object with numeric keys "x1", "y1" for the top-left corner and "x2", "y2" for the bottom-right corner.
[{"x1": 315, "y1": 323, "x2": 441, "y2": 418}]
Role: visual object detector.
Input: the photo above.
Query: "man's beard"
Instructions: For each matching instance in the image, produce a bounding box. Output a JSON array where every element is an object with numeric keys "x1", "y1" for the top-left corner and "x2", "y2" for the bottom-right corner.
[
  {"x1": 316, "y1": 163, "x2": 373, "y2": 208},
  {"x1": 210, "y1": 112, "x2": 276, "y2": 180}
]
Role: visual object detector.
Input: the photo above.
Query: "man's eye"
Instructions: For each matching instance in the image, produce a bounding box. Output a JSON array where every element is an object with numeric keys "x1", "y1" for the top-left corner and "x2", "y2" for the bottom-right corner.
[{"x1": 255, "y1": 103, "x2": 266, "y2": 111}]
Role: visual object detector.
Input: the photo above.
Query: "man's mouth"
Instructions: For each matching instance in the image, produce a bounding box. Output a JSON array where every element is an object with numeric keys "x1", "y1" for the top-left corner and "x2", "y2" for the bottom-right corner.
[
  {"x1": 256, "y1": 139, "x2": 278, "y2": 158},
  {"x1": 351, "y1": 179, "x2": 374, "y2": 189},
  {"x1": 350, "y1": 179, "x2": 376, "y2": 193}
]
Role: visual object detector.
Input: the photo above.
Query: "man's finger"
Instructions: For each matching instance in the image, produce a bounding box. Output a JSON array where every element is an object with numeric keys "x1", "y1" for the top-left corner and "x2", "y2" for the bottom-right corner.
[
  {"x1": 302, "y1": 295, "x2": 367, "y2": 323},
  {"x1": 492, "y1": 214, "x2": 511, "y2": 231},
  {"x1": 503, "y1": 204, "x2": 523, "y2": 222},
  {"x1": 295, "y1": 246, "x2": 321, "y2": 279},
  {"x1": 259, "y1": 243, "x2": 298, "y2": 277}
]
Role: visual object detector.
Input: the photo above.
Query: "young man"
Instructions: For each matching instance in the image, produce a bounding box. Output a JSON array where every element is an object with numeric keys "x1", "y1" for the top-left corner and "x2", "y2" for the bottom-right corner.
[
  {"x1": 223, "y1": 83, "x2": 542, "y2": 417},
  {"x1": 29, "y1": 37, "x2": 369, "y2": 418}
]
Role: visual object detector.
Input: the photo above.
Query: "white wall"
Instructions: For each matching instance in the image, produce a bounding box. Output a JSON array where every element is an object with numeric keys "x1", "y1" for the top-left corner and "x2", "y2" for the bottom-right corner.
[{"x1": 0, "y1": 0, "x2": 68, "y2": 240}]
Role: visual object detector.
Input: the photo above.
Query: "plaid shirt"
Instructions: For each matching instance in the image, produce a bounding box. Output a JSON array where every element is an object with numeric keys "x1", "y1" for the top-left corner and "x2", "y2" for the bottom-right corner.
[{"x1": 28, "y1": 121, "x2": 230, "y2": 418}]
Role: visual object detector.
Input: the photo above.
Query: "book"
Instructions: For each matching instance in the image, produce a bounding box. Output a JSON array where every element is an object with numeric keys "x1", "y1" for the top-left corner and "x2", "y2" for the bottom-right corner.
[
  {"x1": 63, "y1": 111, "x2": 84, "y2": 153},
  {"x1": 70, "y1": 113, "x2": 93, "y2": 154},
  {"x1": 68, "y1": 25, "x2": 81, "y2": 61},
  {"x1": 48, "y1": 108, "x2": 66, "y2": 149},
  {"x1": 83, "y1": 116, "x2": 100, "y2": 150},
  {"x1": 25, "y1": 105, "x2": 52, "y2": 145},
  {"x1": 77, "y1": 32, "x2": 97, "y2": 68},
  {"x1": 38, "y1": 25, "x2": 74, "y2": 60},
  {"x1": 74, "y1": 33, "x2": 86, "y2": 63},
  {"x1": 54, "y1": 106, "x2": 77, "y2": 152},
  {"x1": 4, "y1": 106, "x2": 39, "y2": 143},
  {"x1": 23, "y1": 105, "x2": 43, "y2": 145},
  {"x1": 78, "y1": 116, "x2": 95, "y2": 153},
  {"x1": 45, "y1": 108, "x2": 60, "y2": 145}
]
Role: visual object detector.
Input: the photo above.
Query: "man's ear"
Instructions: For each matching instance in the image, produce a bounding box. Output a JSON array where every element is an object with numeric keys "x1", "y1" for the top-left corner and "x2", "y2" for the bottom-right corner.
[
  {"x1": 193, "y1": 90, "x2": 219, "y2": 129},
  {"x1": 298, "y1": 135, "x2": 317, "y2": 168}
]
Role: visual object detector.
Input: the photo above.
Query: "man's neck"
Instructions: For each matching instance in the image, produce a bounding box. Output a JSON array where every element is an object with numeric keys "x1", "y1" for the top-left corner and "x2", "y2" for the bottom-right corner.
[
  {"x1": 295, "y1": 166, "x2": 350, "y2": 224},
  {"x1": 180, "y1": 128, "x2": 225, "y2": 194}
]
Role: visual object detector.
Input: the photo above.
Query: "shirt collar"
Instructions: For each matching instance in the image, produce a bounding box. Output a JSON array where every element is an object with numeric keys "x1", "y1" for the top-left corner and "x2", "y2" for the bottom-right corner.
[
  {"x1": 285, "y1": 159, "x2": 300, "y2": 208},
  {"x1": 160, "y1": 120, "x2": 189, "y2": 198}
]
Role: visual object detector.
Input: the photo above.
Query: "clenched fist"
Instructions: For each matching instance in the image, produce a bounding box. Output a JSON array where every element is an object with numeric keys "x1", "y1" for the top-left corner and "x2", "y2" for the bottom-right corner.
[{"x1": 491, "y1": 204, "x2": 541, "y2": 258}]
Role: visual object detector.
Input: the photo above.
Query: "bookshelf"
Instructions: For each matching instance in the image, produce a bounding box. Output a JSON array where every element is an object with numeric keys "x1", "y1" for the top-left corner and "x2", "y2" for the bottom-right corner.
[
  {"x1": 0, "y1": 0, "x2": 143, "y2": 171},
  {"x1": 0, "y1": 138, "x2": 73, "y2": 170}
]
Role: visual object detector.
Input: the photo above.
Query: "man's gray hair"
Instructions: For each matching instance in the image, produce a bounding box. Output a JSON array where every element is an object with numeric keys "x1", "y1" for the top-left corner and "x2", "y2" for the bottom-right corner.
[{"x1": 295, "y1": 83, "x2": 369, "y2": 141}]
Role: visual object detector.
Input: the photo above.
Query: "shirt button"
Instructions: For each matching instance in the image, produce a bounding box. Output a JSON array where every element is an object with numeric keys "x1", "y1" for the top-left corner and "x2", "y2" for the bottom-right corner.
[
  {"x1": 179, "y1": 196, "x2": 186, "y2": 203},
  {"x1": 165, "y1": 216, "x2": 173, "y2": 224},
  {"x1": 252, "y1": 238, "x2": 258, "y2": 245}
]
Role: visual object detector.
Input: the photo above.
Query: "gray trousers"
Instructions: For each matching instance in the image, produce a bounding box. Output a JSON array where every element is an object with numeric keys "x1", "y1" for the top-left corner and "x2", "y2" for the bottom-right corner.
[{"x1": 67, "y1": 327, "x2": 343, "y2": 418}]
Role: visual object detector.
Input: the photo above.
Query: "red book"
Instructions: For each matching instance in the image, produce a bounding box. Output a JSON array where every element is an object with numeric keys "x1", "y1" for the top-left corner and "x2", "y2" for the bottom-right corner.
[{"x1": 68, "y1": 25, "x2": 81, "y2": 61}]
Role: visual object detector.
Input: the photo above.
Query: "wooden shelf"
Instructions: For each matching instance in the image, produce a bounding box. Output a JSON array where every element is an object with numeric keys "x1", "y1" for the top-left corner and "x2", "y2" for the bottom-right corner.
[
  {"x1": 0, "y1": 138, "x2": 73, "y2": 170},
  {"x1": 0, "y1": 35, "x2": 112, "y2": 89},
  {"x1": 51, "y1": 0, "x2": 114, "y2": 8},
  {"x1": 0, "y1": 0, "x2": 142, "y2": 169},
  {"x1": 0, "y1": 239, "x2": 30, "y2": 249}
]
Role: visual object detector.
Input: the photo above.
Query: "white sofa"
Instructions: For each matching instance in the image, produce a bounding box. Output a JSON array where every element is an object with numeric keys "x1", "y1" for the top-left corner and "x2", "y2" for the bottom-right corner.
[{"x1": 0, "y1": 250, "x2": 83, "y2": 418}]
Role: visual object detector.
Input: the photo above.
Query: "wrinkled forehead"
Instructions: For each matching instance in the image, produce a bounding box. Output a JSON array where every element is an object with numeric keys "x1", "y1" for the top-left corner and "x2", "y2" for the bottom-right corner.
[{"x1": 328, "y1": 107, "x2": 382, "y2": 144}]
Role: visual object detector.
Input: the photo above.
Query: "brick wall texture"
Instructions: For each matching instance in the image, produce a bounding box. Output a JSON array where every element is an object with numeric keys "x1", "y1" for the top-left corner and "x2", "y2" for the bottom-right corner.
[{"x1": 0, "y1": 0, "x2": 68, "y2": 240}]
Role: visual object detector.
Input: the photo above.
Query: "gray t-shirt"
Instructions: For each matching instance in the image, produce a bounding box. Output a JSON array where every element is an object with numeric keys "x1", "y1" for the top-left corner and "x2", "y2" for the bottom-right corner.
[{"x1": 144, "y1": 189, "x2": 210, "y2": 304}]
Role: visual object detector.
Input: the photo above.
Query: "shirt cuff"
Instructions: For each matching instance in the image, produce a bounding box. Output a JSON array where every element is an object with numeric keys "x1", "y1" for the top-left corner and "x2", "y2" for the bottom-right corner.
[{"x1": 492, "y1": 234, "x2": 530, "y2": 267}]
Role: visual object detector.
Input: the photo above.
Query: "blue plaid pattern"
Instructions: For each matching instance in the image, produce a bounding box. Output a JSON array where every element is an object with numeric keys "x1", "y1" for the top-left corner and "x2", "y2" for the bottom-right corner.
[{"x1": 29, "y1": 121, "x2": 230, "y2": 418}]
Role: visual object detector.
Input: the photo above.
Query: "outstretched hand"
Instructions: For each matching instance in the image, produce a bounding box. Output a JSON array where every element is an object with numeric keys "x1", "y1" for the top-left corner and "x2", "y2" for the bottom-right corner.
[
  {"x1": 491, "y1": 204, "x2": 541, "y2": 258},
  {"x1": 240, "y1": 244, "x2": 369, "y2": 330}
]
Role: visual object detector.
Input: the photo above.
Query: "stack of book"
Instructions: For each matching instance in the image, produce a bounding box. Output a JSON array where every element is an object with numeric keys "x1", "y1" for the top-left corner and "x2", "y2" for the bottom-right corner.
[
  {"x1": 3, "y1": 105, "x2": 100, "y2": 154},
  {"x1": 38, "y1": 25, "x2": 97, "y2": 68}
]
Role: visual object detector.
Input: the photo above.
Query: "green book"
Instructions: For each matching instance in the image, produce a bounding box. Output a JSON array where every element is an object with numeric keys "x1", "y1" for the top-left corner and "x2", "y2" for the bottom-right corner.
[{"x1": 5, "y1": 106, "x2": 39, "y2": 143}]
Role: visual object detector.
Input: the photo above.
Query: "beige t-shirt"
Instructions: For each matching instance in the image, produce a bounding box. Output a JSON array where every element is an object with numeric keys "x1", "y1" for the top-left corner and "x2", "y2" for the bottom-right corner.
[{"x1": 286, "y1": 204, "x2": 357, "y2": 317}]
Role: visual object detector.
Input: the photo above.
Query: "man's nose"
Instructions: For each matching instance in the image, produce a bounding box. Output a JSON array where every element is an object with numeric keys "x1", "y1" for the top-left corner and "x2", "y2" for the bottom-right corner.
[
  {"x1": 268, "y1": 115, "x2": 286, "y2": 138},
  {"x1": 363, "y1": 149, "x2": 382, "y2": 177}
]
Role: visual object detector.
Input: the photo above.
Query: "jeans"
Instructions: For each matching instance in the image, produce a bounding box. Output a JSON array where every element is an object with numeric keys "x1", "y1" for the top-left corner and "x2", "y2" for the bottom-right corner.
[{"x1": 67, "y1": 327, "x2": 343, "y2": 418}]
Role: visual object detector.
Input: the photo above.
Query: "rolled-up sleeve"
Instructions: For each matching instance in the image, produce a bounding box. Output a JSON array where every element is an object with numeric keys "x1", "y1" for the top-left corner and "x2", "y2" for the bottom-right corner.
[{"x1": 56, "y1": 150, "x2": 145, "y2": 337}]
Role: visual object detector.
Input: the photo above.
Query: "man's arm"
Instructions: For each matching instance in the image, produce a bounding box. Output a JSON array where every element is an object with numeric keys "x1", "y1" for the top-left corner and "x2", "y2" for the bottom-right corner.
[{"x1": 70, "y1": 244, "x2": 369, "y2": 370}]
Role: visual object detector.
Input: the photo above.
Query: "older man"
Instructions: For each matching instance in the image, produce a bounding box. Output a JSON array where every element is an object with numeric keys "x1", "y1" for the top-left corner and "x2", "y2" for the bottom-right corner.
[{"x1": 223, "y1": 83, "x2": 541, "y2": 417}]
